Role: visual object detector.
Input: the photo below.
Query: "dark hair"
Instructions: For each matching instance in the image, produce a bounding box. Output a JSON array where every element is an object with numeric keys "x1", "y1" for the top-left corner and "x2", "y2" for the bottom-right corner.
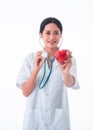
[{"x1": 39, "y1": 17, "x2": 63, "y2": 34}]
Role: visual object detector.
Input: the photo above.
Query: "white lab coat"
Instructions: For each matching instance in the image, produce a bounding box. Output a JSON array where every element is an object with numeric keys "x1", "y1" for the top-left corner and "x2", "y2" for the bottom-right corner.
[{"x1": 16, "y1": 52, "x2": 80, "y2": 130}]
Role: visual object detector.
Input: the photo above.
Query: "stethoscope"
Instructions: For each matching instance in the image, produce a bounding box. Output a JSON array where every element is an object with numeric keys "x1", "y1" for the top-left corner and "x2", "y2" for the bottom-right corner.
[
  {"x1": 39, "y1": 51, "x2": 55, "y2": 89},
  {"x1": 39, "y1": 37, "x2": 63, "y2": 89}
]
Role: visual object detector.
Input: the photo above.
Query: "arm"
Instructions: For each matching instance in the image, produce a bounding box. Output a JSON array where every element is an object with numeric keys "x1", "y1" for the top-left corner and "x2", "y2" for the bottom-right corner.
[
  {"x1": 60, "y1": 59, "x2": 75, "y2": 87},
  {"x1": 20, "y1": 51, "x2": 44, "y2": 97},
  {"x1": 16, "y1": 52, "x2": 44, "y2": 97},
  {"x1": 63, "y1": 73, "x2": 75, "y2": 87},
  {"x1": 22, "y1": 69, "x2": 39, "y2": 97},
  {"x1": 57, "y1": 51, "x2": 76, "y2": 87}
]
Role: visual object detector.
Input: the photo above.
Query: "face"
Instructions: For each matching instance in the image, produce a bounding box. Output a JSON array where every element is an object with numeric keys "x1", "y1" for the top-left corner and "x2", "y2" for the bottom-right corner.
[{"x1": 41, "y1": 23, "x2": 62, "y2": 49}]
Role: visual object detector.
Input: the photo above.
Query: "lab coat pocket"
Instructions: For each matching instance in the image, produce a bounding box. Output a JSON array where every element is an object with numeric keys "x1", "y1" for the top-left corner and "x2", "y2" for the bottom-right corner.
[
  {"x1": 55, "y1": 108, "x2": 70, "y2": 130},
  {"x1": 23, "y1": 108, "x2": 39, "y2": 130}
]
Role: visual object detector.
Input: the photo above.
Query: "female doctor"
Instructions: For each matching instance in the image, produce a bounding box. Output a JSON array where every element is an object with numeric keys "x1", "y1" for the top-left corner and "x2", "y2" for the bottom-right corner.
[{"x1": 16, "y1": 17, "x2": 80, "y2": 130}]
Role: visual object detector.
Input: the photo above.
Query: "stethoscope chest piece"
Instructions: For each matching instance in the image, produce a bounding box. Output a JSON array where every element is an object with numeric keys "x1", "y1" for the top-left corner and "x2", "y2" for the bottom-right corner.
[{"x1": 41, "y1": 51, "x2": 48, "y2": 59}]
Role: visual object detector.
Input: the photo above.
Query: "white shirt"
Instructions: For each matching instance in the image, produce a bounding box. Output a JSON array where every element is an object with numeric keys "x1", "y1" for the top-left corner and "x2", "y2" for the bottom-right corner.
[{"x1": 16, "y1": 52, "x2": 80, "y2": 130}]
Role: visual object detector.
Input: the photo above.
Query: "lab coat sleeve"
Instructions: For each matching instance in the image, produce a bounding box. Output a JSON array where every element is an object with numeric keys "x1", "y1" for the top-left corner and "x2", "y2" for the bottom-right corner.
[
  {"x1": 70, "y1": 57, "x2": 80, "y2": 90},
  {"x1": 16, "y1": 53, "x2": 35, "y2": 89}
]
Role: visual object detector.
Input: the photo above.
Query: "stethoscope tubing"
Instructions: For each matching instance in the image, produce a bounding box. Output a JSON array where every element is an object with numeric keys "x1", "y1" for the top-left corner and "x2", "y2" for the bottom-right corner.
[
  {"x1": 39, "y1": 37, "x2": 63, "y2": 89},
  {"x1": 39, "y1": 56, "x2": 55, "y2": 89}
]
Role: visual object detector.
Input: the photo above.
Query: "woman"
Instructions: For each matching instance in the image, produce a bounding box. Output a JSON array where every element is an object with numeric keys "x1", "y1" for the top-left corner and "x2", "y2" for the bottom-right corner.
[{"x1": 16, "y1": 17, "x2": 80, "y2": 130}]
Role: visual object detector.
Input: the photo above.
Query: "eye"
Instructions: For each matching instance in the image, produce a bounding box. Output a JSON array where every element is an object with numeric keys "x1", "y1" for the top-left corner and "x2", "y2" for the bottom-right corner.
[
  {"x1": 45, "y1": 31, "x2": 50, "y2": 35},
  {"x1": 54, "y1": 31, "x2": 60, "y2": 34}
]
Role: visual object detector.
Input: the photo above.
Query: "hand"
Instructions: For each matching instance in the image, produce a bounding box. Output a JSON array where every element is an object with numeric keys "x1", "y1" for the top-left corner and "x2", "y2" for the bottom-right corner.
[
  {"x1": 55, "y1": 49, "x2": 72, "y2": 63},
  {"x1": 57, "y1": 50, "x2": 72, "y2": 75},
  {"x1": 33, "y1": 51, "x2": 44, "y2": 72},
  {"x1": 59, "y1": 58, "x2": 72, "y2": 74}
]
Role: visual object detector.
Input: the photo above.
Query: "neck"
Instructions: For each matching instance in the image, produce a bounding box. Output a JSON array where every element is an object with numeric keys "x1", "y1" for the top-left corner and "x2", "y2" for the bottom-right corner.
[{"x1": 44, "y1": 47, "x2": 58, "y2": 59}]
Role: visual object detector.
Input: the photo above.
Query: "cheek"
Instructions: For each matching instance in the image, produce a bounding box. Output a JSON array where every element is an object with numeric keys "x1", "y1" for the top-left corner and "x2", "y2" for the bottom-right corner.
[
  {"x1": 42, "y1": 37, "x2": 47, "y2": 42},
  {"x1": 57, "y1": 36, "x2": 61, "y2": 41},
  {"x1": 56, "y1": 39, "x2": 61, "y2": 45},
  {"x1": 42, "y1": 36, "x2": 48, "y2": 41},
  {"x1": 57, "y1": 39, "x2": 60, "y2": 43},
  {"x1": 42, "y1": 40, "x2": 48, "y2": 46}
]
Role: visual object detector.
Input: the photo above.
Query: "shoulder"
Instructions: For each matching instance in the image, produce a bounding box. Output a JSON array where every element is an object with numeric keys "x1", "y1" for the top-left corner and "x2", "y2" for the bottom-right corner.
[
  {"x1": 21, "y1": 52, "x2": 37, "y2": 68},
  {"x1": 26, "y1": 52, "x2": 36, "y2": 59},
  {"x1": 24, "y1": 52, "x2": 36, "y2": 62}
]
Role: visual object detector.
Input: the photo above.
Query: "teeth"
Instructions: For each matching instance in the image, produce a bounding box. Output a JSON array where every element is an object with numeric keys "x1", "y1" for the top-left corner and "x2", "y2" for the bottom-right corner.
[{"x1": 49, "y1": 41, "x2": 56, "y2": 44}]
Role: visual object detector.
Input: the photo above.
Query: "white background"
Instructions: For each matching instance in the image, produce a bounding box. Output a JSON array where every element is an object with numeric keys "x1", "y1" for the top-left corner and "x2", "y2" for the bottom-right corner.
[{"x1": 0, "y1": 0, "x2": 93, "y2": 130}]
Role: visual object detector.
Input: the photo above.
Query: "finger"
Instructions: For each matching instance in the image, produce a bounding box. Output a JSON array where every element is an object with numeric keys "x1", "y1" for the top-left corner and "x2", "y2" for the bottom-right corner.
[
  {"x1": 36, "y1": 51, "x2": 42, "y2": 57},
  {"x1": 66, "y1": 50, "x2": 72, "y2": 58},
  {"x1": 61, "y1": 59, "x2": 72, "y2": 68},
  {"x1": 64, "y1": 58, "x2": 72, "y2": 63}
]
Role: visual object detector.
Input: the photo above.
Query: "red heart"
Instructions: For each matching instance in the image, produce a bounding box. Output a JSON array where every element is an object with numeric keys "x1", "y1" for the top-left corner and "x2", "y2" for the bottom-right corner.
[{"x1": 55, "y1": 49, "x2": 68, "y2": 63}]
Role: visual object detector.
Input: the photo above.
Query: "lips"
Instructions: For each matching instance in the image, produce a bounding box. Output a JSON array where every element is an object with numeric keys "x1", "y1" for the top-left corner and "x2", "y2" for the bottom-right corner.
[
  {"x1": 55, "y1": 49, "x2": 71, "y2": 63},
  {"x1": 48, "y1": 40, "x2": 56, "y2": 44},
  {"x1": 49, "y1": 42, "x2": 55, "y2": 44}
]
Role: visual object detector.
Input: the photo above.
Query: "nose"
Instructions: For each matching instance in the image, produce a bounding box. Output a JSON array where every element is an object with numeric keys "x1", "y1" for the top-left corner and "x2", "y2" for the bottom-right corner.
[{"x1": 49, "y1": 33, "x2": 55, "y2": 39}]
